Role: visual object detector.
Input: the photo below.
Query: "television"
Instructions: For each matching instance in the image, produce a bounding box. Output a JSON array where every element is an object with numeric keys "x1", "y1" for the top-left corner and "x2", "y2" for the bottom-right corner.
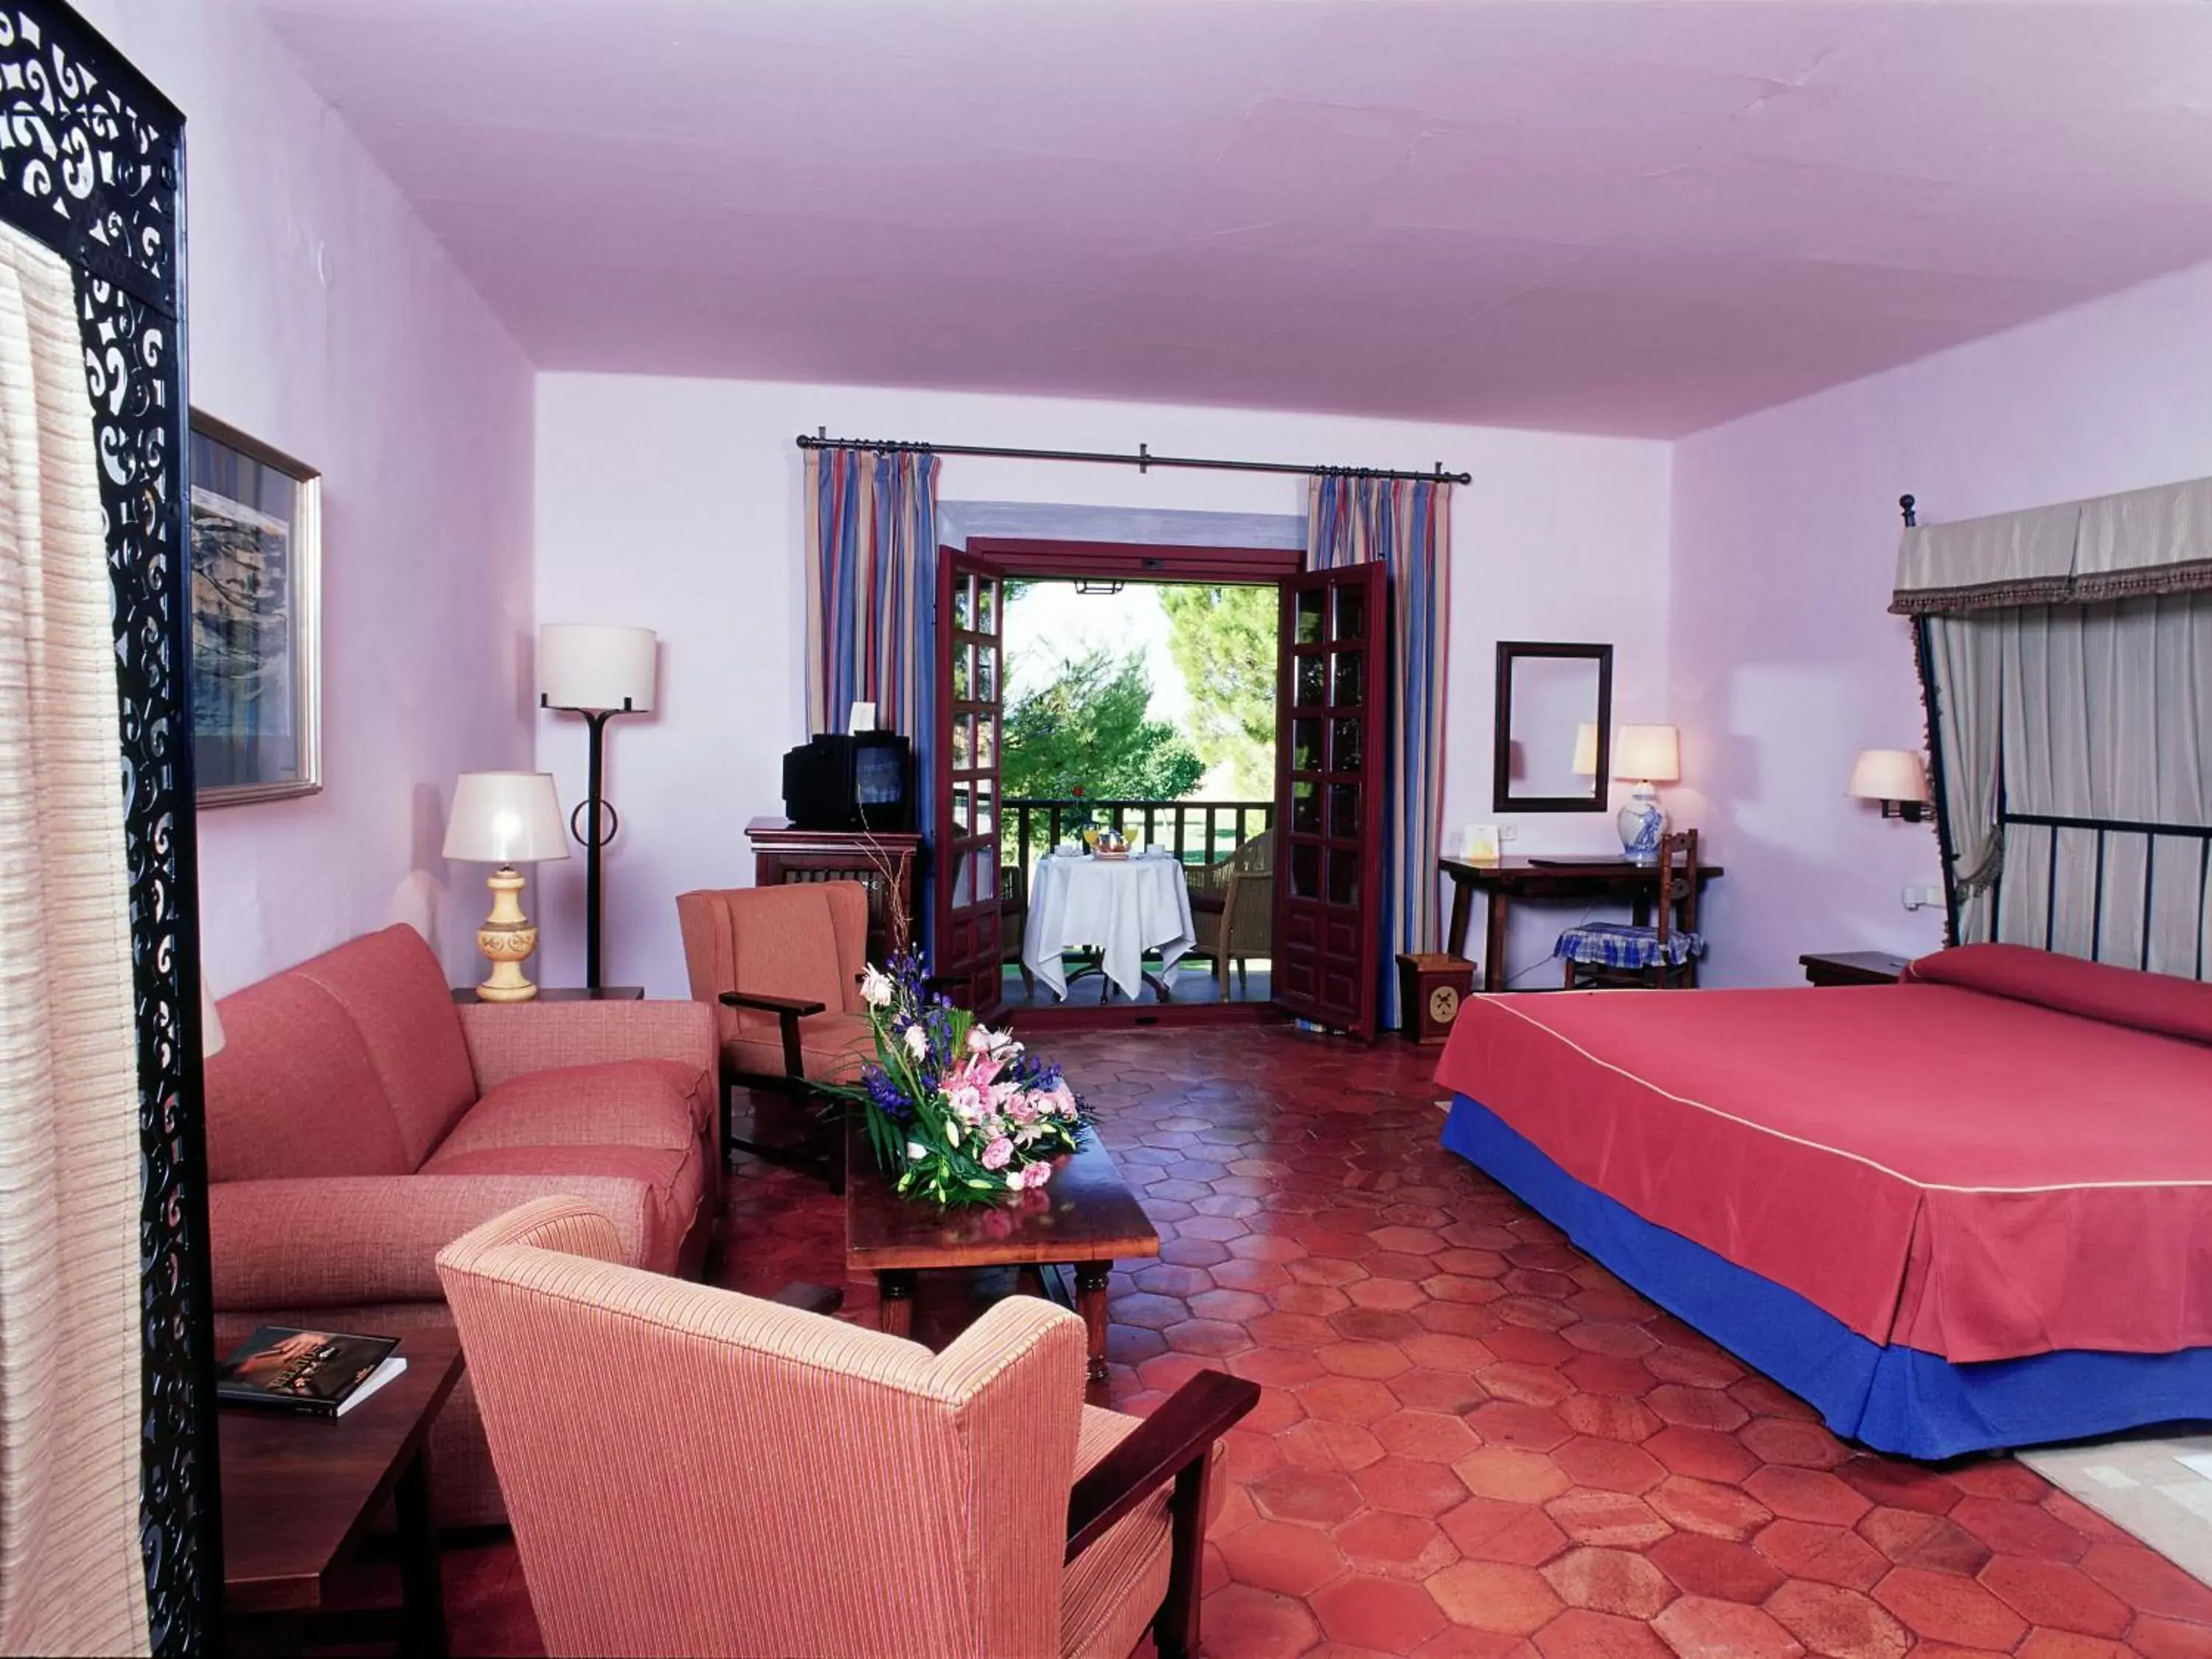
[{"x1": 782, "y1": 732, "x2": 914, "y2": 833}]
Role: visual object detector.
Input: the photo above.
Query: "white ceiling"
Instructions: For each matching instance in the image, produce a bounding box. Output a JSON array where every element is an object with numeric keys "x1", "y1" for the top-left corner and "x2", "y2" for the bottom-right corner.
[{"x1": 258, "y1": 0, "x2": 2212, "y2": 437}]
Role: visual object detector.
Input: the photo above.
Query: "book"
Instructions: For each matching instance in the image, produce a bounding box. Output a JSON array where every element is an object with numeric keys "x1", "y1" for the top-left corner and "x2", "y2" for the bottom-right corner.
[{"x1": 216, "y1": 1325, "x2": 406, "y2": 1419}]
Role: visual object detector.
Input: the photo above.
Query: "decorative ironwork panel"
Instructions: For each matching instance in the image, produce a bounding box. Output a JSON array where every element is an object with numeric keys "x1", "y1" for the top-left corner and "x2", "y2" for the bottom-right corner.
[{"x1": 0, "y1": 7, "x2": 207, "y2": 1656}]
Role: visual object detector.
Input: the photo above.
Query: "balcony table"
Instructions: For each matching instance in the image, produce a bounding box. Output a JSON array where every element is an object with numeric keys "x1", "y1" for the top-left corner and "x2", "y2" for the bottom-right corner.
[{"x1": 1022, "y1": 849, "x2": 1196, "y2": 1002}]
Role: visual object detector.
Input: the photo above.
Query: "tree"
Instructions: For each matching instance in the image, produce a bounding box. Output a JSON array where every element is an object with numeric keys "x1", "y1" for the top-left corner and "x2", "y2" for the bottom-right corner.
[
  {"x1": 1159, "y1": 584, "x2": 1278, "y2": 799},
  {"x1": 1000, "y1": 647, "x2": 1205, "y2": 805}
]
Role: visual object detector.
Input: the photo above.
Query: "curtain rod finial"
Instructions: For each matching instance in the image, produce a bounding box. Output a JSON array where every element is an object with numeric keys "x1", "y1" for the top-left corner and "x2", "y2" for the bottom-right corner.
[{"x1": 1900, "y1": 493, "x2": 1917, "y2": 528}]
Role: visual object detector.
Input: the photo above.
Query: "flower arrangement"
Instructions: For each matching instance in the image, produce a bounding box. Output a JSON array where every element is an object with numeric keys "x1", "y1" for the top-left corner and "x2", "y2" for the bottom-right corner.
[{"x1": 830, "y1": 950, "x2": 1092, "y2": 1206}]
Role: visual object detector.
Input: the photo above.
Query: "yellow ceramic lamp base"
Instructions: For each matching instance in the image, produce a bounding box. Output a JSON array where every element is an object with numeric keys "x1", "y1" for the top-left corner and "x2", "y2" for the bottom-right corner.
[{"x1": 473, "y1": 865, "x2": 540, "y2": 1002}]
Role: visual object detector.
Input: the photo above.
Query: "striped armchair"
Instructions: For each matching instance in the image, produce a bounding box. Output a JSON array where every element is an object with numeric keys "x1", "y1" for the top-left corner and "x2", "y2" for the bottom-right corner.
[{"x1": 437, "y1": 1197, "x2": 1258, "y2": 1658}]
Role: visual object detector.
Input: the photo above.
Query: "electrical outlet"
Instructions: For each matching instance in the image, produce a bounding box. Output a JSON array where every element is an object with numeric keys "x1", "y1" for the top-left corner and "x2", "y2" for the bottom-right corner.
[
  {"x1": 1901, "y1": 883, "x2": 1944, "y2": 911},
  {"x1": 1499, "y1": 824, "x2": 1519, "y2": 841}
]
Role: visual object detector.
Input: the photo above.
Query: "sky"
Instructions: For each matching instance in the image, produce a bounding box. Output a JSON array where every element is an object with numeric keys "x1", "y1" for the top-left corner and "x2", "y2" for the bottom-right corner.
[{"x1": 1003, "y1": 580, "x2": 1192, "y2": 723}]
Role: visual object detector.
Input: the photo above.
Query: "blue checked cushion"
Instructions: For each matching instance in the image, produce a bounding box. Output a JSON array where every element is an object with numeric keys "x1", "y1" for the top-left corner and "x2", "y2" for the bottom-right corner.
[{"x1": 1555, "y1": 922, "x2": 1706, "y2": 970}]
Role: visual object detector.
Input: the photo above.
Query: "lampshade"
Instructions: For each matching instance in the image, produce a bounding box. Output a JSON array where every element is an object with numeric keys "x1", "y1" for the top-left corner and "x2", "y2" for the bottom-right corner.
[
  {"x1": 540, "y1": 624, "x2": 655, "y2": 713},
  {"x1": 1848, "y1": 748, "x2": 1930, "y2": 804},
  {"x1": 1612, "y1": 724, "x2": 1680, "y2": 784},
  {"x1": 442, "y1": 772, "x2": 572, "y2": 866},
  {"x1": 1571, "y1": 722, "x2": 1599, "y2": 776},
  {"x1": 201, "y1": 981, "x2": 226, "y2": 1060}
]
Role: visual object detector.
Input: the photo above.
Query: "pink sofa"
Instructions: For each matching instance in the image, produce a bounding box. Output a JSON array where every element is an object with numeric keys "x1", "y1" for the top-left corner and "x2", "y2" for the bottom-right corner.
[{"x1": 204, "y1": 924, "x2": 720, "y2": 1526}]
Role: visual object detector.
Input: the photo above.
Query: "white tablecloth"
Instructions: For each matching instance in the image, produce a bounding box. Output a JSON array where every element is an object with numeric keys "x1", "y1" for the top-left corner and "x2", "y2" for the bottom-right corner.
[{"x1": 1023, "y1": 851, "x2": 1197, "y2": 1001}]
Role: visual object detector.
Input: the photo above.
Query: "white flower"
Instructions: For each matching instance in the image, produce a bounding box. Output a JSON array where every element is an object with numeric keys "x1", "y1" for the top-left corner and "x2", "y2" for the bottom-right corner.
[
  {"x1": 1006, "y1": 1169, "x2": 1025, "y2": 1190},
  {"x1": 860, "y1": 967, "x2": 895, "y2": 1009},
  {"x1": 905, "y1": 1141, "x2": 928, "y2": 1161},
  {"x1": 902, "y1": 1023, "x2": 928, "y2": 1060},
  {"x1": 966, "y1": 1026, "x2": 993, "y2": 1054}
]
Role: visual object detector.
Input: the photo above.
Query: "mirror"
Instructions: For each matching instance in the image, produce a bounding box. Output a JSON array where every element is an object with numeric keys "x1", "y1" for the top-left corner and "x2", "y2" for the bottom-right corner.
[{"x1": 1494, "y1": 641, "x2": 1613, "y2": 812}]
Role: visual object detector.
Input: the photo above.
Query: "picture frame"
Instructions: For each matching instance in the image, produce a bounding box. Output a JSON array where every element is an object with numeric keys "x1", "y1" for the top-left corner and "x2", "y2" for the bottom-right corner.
[{"x1": 189, "y1": 413, "x2": 322, "y2": 805}]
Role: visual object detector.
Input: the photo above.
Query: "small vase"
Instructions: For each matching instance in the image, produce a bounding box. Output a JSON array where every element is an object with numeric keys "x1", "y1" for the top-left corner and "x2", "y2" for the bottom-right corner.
[{"x1": 1618, "y1": 785, "x2": 1666, "y2": 865}]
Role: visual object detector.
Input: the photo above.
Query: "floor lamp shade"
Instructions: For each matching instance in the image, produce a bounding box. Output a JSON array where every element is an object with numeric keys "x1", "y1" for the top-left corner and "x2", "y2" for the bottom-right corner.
[{"x1": 540, "y1": 625, "x2": 655, "y2": 712}]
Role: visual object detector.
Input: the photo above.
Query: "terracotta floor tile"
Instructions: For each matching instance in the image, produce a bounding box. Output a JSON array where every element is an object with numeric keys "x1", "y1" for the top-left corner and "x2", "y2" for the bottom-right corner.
[
  {"x1": 444, "y1": 1027, "x2": 2212, "y2": 1659},
  {"x1": 1427, "y1": 1560, "x2": 1565, "y2": 1635}
]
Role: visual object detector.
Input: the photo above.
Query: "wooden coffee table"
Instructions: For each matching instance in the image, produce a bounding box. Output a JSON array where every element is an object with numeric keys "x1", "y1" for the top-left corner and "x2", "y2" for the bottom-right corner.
[
  {"x1": 220, "y1": 1324, "x2": 465, "y2": 1656},
  {"x1": 846, "y1": 1124, "x2": 1160, "y2": 1405}
]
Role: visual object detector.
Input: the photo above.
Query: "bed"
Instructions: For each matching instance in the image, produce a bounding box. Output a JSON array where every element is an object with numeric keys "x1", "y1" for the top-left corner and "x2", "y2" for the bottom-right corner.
[{"x1": 1435, "y1": 943, "x2": 2212, "y2": 1458}]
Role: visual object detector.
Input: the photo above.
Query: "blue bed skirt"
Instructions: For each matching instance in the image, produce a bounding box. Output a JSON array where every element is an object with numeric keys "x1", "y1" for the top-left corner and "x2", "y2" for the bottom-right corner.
[{"x1": 1441, "y1": 1094, "x2": 2212, "y2": 1459}]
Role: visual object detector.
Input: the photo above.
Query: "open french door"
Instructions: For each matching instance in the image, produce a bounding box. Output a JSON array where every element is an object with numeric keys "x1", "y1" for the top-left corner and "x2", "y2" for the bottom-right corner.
[
  {"x1": 934, "y1": 549, "x2": 1008, "y2": 1019},
  {"x1": 1273, "y1": 563, "x2": 1389, "y2": 1040}
]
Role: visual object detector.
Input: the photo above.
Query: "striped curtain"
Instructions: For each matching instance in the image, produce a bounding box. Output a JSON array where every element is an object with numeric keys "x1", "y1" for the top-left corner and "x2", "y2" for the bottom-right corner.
[
  {"x1": 803, "y1": 446, "x2": 941, "y2": 839},
  {"x1": 1307, "y1": 474, "x2": 1453, "y2": 1031}
]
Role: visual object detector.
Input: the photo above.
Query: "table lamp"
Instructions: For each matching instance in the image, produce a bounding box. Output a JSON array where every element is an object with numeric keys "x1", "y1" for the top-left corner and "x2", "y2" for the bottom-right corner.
[
  {"x1": 1848, "y1": 748, "x2": 1930, "y2": 822},
  {"x1": 1613, "y1": 724, "x2": 1680, "y2": 864},
  {"x1": 442, "y1": 771, "x2": 570, "y2": 1001},
  {"x1": 540, "y1": 624, "x2": 655, "y2": 991}
]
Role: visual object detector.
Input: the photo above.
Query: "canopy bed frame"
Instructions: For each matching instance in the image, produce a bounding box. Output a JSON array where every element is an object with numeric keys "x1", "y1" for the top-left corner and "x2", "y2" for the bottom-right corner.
[{"x1": 1437, "y1": 474, "x2": 2212, "y2": 1460}]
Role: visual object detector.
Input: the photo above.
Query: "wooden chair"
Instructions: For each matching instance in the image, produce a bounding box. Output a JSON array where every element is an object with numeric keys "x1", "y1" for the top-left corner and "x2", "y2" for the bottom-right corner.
[
  {"x1": 1556, "y1": 829, "x2": 1705, "y2": 990},
  {"x1": 676, "y1": 883, "x2": 879, "y2": 1193},
  {"x1": 439, "y1": 1197, "x2": 1259, "y2": 1659},
  {"x1": 1184, "y1": 829, "x2": 1274, "y2": 998}
]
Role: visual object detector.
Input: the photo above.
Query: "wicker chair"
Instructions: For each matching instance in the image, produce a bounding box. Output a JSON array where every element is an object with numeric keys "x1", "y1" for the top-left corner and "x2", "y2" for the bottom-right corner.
[
  {"x1": 1002, "y1": 862, "x2": 1032, "y2": 998},
  {"x1": 1184, "y1": 830, "x2": 1275, "y2": 998}
]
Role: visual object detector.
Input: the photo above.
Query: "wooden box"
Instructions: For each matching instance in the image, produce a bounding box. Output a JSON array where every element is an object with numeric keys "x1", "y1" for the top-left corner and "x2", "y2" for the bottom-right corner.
[{"x1": 1397, "y1": 952, "x2": 1475, "y2": 1045}]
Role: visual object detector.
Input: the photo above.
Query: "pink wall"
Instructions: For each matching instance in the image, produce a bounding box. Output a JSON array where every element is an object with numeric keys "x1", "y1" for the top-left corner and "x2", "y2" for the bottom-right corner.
[
  {"x1": 82, "y1": 1, "x2": 538, "y2": 993},
  {"x1": 534, "y1": 376, "x2": 1673, "y2": 995},
  {"x1": 1672, "y1": 257, "x2": 2212, "y2": 986}
]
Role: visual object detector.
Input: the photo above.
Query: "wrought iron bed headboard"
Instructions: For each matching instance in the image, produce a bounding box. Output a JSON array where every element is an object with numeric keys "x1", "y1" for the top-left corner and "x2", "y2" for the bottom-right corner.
[{"x1": 1992, "y1": 807, "x2": 2212, "y2": 981}]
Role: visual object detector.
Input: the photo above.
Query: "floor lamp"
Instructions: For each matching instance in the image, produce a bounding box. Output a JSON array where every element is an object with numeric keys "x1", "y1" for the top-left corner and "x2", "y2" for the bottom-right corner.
[{"x1": 539, "y1": 624, "x2": 656, "y2": 991}]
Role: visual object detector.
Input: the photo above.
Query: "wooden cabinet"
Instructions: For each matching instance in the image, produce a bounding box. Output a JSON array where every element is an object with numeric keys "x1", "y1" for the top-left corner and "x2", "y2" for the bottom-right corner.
[
  {"x1": 746, "y1": 818, "x2": 924, "y2": 967},
  {"x1": 1799, "y1": 950, "x2": 1910, "y2": 987}
]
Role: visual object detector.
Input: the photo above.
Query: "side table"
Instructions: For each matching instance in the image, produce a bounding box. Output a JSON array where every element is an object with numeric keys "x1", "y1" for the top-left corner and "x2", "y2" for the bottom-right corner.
[
  {"x1": 451, "y1": 985, "x2": 644, "y2": 1003},
  {"x1": 220, "y1": 1324, "x2": 466, "y2": 1656},
  {"x1": 1799, "y1": 950, "x2": 1910, "y2": 987}
]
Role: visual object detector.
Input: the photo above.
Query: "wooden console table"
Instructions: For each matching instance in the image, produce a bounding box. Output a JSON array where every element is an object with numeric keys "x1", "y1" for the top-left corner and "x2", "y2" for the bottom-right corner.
[
  {"x1": 1441, "y1": 855, "x2": 1724, "y2": 992},
  {"x1": 746, "y1": 818, "x2": 923, "y2": 964}
]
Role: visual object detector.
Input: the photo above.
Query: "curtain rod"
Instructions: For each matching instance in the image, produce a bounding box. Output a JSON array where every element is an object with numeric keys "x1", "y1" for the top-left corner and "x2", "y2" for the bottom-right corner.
[{"x1": 797, "y1": 429, "x2": 1471, "y2": 486}]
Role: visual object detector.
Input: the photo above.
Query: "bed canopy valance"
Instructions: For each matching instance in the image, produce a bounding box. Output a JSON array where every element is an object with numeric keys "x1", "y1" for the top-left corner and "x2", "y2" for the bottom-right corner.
[{"x1": 1899, "y1": 481, "x2": 2212, "y2": 981}]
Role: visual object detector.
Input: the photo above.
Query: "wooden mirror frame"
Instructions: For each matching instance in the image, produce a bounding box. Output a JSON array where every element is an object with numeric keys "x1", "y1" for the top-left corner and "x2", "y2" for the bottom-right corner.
[{"x1": 1492, "y1": 641, "x2": 1614, "y2": 813}]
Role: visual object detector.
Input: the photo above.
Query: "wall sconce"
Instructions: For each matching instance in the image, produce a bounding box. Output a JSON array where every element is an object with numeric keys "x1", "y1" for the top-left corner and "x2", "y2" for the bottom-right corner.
[{"x1": 1848, "y1": 748, "x2": 1930, "y2": 822}]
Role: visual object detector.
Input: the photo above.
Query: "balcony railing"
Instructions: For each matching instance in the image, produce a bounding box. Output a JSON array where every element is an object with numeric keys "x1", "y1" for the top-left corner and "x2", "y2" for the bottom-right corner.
[{"x1": 1002, "y1": 796, "x2": 1273, "y2": 895}]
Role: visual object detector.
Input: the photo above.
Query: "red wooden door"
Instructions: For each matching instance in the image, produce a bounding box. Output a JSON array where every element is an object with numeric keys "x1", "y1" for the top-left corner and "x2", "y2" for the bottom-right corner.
[
  {"x1": 1273, "y1": 563, "x2": 1389, "y2": 1039},
  {"x1": 935, "y1": 549, "x2": 1008, "y2": 1018}
]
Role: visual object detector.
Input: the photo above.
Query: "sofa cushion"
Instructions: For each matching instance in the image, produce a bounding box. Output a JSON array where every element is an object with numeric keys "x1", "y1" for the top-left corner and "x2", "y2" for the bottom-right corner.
[
  {"x1": 292, "y1": 924, "x2": 478, "y2": 1167},
  {"x1": 433, "y1": 1061, "x2": 700, "y2": 1159},
  {"x1": 723, "y1": 1009, "x2": 876, "y2": 1085},
  {"x1": 417, "y1": 1144, "x2": 706, "y2": 1275},
  {"x1": 205, "y1": 975, "x2": 410, "y2": 1182}
]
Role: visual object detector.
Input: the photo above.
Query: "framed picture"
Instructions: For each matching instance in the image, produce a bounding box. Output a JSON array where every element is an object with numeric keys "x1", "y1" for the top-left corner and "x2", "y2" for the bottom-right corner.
[{"x1": 189, "y1": 413, "x2": 321, "y2": 805}]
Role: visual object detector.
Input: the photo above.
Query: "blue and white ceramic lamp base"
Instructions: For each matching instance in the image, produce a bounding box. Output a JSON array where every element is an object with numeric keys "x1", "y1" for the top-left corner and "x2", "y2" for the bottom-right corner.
[{"x1": 1618, "y1": 784, "x2": 1666, "y2": 865}]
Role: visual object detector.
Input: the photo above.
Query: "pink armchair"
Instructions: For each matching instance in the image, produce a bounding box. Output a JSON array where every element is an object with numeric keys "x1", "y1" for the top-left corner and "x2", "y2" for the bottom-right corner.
[
  {"x1": 437, "y1": 1197, "x2": 1258, "y2": 1658},
  {"x1": 205, "y1": 924, "x2": 722, "y2": 1526}
]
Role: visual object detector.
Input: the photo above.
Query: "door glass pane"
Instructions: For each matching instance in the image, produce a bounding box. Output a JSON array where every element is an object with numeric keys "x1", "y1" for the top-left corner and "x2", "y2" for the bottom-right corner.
[
  {"x1": 952, "y1": 644, "x2": 971, "y2": 701},
  {"x1": 1296, "y1": 654, "x2": 1325, "y2": 708},
  {"x1": 1335, "y1": 584, "x2": 1366, "y2": 641},
  {"x1": 953, "y1": 714, "x2": 973, "y2": 769},
  {"x1": 1329, "y1": 783, "x2": 1359, "y2": 840},
  {"x1": 953, "y1": 575, "x2": 974, "y2": 632},
  {"x1": 1292, "y1": 780, "x2": 1320, "y2": 834},
  {"x1": 1295, "y1": 588, "x2": 1325, "y2": 645},
  {"x1": 954, "y1": 855, "x2": 973, "y2": 906},
  {"x1": 1332, "y1": 717, "x2": 1363, "y2": 773},
  {"x1": 970, "y1": 849, "x2": 997, "y2": 903},
  {"x1": 1292, "y1": 718, "x2": 1323, "y2": 772},
  {"x1": 1329, "y1": 849, "x2": 1360, "y2": 907},
  {"x1": 1332, "y1": 650, "x2": 1365, "y2": 709},
  {"x1": 976, "y1": 715, "x2": 998, "y2": 768},
  {"x1": 1291, "y1": 841, "x2": 1321, "y2": 899},
  {"x1": 976, "y1": 644, "x2": 997, "y2": 702},
  {"x1": 952, "y1": 785, "x2": 970, "y2": 832},
  {"x1": 977, "y1": 578, "x2": 998, "y2": 635},
  {"x1": 975, "y1": 779, "x2": 995, "y2": 834}
]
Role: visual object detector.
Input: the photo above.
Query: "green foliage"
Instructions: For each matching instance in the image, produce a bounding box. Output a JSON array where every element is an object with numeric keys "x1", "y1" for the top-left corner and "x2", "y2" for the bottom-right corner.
[
  {"x1": 1000, "y1": 647, "x2": 1205, "y2": 803},
  {"x1": 1160, "y1": 584, "x2": 1279, "y2": 799}
]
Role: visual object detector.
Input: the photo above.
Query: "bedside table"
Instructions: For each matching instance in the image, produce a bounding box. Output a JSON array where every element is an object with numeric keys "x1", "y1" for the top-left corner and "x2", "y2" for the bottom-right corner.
[{"x1": 1799, "y1": 951, "x2": 1910, "y2": 987}]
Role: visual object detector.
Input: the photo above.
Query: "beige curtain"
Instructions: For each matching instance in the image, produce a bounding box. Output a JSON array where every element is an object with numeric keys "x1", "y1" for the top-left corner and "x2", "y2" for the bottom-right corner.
[
  {"x1": 0, "y1": 223, "x2": 150, "y2": 1655},
  {"x1": 1926, "y1": 614, "x2": 2006, "y2": 945}
]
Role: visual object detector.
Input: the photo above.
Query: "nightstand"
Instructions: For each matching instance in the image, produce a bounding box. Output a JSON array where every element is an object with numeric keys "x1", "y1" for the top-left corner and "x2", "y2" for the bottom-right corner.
[{"x1": 1799, "y1": 951, "x2": 1910, "y2": 987}]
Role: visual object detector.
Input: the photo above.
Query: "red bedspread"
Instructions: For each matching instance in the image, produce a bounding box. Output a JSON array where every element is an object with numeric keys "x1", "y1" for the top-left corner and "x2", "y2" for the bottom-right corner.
[{"x1": 1434, "y1": 947, "x2": 2212, "y2": 1363}]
